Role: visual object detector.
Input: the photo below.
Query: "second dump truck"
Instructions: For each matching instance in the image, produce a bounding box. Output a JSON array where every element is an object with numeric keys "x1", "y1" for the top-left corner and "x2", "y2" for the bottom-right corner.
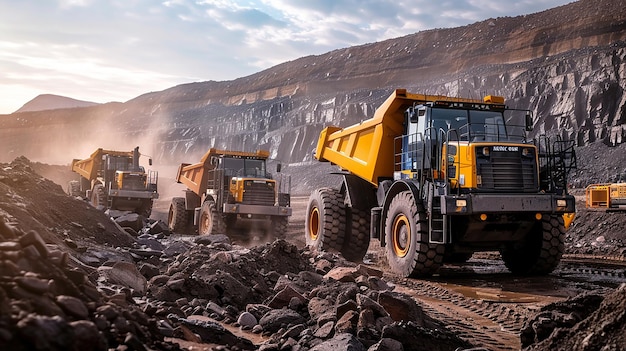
[
  {"x1": 169, "y1": 148, "x2": 292, "y2": 239},
  {"x1": 69, "y1": 147, "x2": 159, "y2": 216},
  {"x1": 306, "y1": 89, "x2": 576, "y2": 277}
]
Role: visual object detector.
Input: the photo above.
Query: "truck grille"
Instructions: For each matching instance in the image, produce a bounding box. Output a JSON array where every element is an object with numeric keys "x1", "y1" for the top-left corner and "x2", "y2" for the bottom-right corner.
[
  {"x1": 122, "y1": 174, "x2": 147, "y2": 191},
  {"x1": 476, "y1": 147, "x2": 538, "y2": 192},
  {"x1": 242, "y1": 181, "x2": 276, "y2": 206}
]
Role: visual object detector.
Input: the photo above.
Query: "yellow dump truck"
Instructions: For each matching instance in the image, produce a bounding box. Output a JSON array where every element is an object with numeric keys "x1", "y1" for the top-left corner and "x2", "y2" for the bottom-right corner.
[
  {"x1": 168, "y1": 148, "x2": 291, "y2": 239},
  {"x1": 69, "y1": 147, "x2": 159, "y2": 216},
  {"x1": 306, "y1": 89, "x2": 577, "y2": 277},
  {"x1": 586, "y1": 172, "x2": 626, "y2": 210}
]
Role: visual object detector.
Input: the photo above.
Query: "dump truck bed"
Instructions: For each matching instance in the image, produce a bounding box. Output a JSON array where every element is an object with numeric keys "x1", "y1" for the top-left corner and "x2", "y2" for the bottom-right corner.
[
  {"x1": 175, "y1": 148, "x2": 270, "y2": 196},
  {"x1": 314, "y1": 89, "x2": 487, "y2": 187},
  {"x1": 71, "y1": 148, "x2": 134, "y2": 180}
]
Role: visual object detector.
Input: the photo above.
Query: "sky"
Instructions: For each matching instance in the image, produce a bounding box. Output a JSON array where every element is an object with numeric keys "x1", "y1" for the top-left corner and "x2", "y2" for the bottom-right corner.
[{"x1": 0, "y1": 0, "x2": 574, "y2": 114}]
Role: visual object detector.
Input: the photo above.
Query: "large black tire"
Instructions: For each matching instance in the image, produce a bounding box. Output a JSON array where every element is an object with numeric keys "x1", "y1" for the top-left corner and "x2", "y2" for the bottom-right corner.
[
  {"x1": 67, "y1": 180, "x2": 81, "y2": 197},
  {"x1": 384, "y1": 190, "x2": 444, "y2": 277},
  {"x1": 271, "y1": 216, "x2": 289, "y2": 240},
  {"x1": 199, "y1": 200, "x2": 226, "y2": 235},
  {"x1": 139, "y1": 199, "x2": 153, "y2": 218},
  {"x1": 500, "y1": 214, "x2": 565, "y2": 275},
  {"x1": 91, "y1": 184, "x2": 107, "y2": 209},
  {"x1": 341, "y1": 207, "x2": 371, "y2": 262},
  {"x1": 168, "y1": 197, "x2": 188, "y2": 234},
  {"x1": 305, "y1": 188, "x2": 346, "y2": 253}
]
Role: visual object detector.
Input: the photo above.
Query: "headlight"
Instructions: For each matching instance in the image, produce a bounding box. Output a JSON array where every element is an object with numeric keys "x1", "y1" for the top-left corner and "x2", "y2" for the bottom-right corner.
[{"x1": 557, "y1": 199, "x2": 567, "y2": 207}]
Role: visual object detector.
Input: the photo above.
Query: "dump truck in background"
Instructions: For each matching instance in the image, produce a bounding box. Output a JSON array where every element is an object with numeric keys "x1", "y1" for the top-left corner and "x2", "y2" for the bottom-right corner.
[
  {"x1": 168, "y1": 148, "x2": 291, "y2": 239},
  {"x1": 69, "y1": 147, "x2": 159, "y2": 217},
  {"x1": 306, "y1": 89, "x2": 577, "y2": 277},
  {"x1": 586, "y1": 171, "x2": 626, "y2": 210}
]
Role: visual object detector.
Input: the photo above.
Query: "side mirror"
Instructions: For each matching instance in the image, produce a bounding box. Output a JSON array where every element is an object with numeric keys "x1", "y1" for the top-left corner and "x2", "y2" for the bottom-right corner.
[
  {"x1": 525, "y1": 111, "x2": 534, "y2": 131},
  {"x1": 149, "y1": 158, "x2": 153, "y2": 166},
  {"x1": 276, "y1": 163, "x2": 282, "y2": 173},
  {"x1": 405, "y1": 107, "x2": 418, "y2": 123}
]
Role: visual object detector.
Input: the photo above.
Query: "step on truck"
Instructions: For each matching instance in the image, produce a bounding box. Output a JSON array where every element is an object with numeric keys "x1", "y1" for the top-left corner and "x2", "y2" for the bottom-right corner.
[
  {"x1": 69, "y1": 147, "x2": 159, "y2": 217},
  {"x1": 168, "y1": 148, "x2": 292, "y2": 239},
  {"x1": 306, "y1": 89, "x2": 577, "y2": 277}
]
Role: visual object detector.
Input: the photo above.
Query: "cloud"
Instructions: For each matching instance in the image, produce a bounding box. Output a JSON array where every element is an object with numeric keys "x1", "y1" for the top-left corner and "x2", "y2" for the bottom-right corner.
[{"x1": 0, "y1": 0, "x2": 573, "y2": 114}]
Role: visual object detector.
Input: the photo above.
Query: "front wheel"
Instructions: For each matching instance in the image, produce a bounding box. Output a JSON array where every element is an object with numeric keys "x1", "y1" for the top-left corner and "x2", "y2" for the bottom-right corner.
[
  {"x1": 198, "y1": 200, "x2": 226, "y2": 235},
  {"x1": 168, "y1": 197, "x2": 188, "y2": 234},
  {"x1": 384, "y1": 190, "x2": 444, "y2": 277},
  {"x1": 501, "y1": 214, "x2": 565, "y2": 275},
  {"x1": 139, "y1": 199, "x2": 153, "y2": 218},
  {"x1": 91, "y1": 184, "x2": 107, "y2": 209},
  {"x1": 271, "y1": 216, "x2": 289, "y2": 240},
  {"x1": 67, "y1": 180, "x2": 81, "y2": 197}
]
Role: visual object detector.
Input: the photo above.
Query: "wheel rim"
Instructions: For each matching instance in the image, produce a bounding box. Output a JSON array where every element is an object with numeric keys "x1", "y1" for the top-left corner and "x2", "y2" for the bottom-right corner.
[
  {"x1": 308, "y1": 207, "x2": 320, "y2": 241},
  {"x1": 392, "y1": 214, "x2": 410, "y2": 257},
  {"x1": 167, "y1": 206, "x2": 174, "y2": 226}
]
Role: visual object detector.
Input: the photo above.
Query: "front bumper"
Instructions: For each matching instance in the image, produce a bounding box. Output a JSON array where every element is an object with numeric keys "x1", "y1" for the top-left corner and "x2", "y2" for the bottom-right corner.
[
  {"x1": 441, "y1": 193, "x2": 575, "y2": 215},
  {"x1": 109, "y1": 189, "x2": 159, "y2": 199},
  {"x1": 222, "y1": 203, "x2": 292, "y2": 217}
]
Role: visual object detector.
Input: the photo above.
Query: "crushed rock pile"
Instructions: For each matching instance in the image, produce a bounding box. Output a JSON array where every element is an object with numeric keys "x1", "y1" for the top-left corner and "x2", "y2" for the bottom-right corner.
[
  {"x1": 0, "y1": 219, "x2": 474, "y2": 351},
  {"x1": 0, "y1": 156, "x2": 135, "y2": 249},
  {"x1": 0, "y1": 220, "x2": 181, "y2": 351},
  {"x1": 521, "y1": 284, "x2": 626, "y2": 350},
  {"x1": 140, "y1": 236, "x2": 474, "y2": 350},
  {"x1": 0, "y1": 156, "x2": 474, "y2": 350}
]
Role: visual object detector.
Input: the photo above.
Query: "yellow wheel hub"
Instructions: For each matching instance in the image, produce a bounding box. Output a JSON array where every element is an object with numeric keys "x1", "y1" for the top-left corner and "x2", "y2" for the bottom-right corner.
[
  {"x1": 392, "y1": 214, "x2": 410, "y2": 257},
  {"x1": 308, "y1": 207, "x2": 320, "y2": 240}
]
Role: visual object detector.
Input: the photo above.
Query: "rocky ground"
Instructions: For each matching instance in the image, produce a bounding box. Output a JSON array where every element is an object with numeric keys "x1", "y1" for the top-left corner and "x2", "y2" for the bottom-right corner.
[{"x1": 1, "y1": 141, "x2": 626, "y2": 350}]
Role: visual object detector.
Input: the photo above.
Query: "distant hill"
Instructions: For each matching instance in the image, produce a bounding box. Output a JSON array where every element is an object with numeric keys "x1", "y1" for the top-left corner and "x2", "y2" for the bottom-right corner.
[{"x1": 15, "y1": 94, "x2": 99, "y2": 113}]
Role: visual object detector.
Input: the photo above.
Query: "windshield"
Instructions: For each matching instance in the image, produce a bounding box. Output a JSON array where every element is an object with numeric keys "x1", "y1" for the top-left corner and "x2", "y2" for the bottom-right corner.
[
  {"x1": 221, "y1": 157, "x2": 267, "y2": 178},
  {"x1": 428, "y1": 107, "x2": 525, "y2": 143}
]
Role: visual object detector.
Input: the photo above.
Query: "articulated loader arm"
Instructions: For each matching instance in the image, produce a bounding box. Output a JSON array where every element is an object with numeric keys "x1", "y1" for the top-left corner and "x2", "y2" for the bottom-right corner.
[{"x1": 314, "y1": 89, "x2": 486, "y2": 187}]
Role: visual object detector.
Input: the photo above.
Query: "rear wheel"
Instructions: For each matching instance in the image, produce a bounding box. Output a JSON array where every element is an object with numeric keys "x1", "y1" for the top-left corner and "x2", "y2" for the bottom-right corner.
[
  {"x1": 91, "y1": 184, "x2": 107, "y2": 209},
  {"x1": 341, "y1": 207, "x2": 371, "y2": 262},
  {"x1": 199, "y1": 200, "x2": 226, "y2": 235},
  {"x1": 168, "y1": 197, "x2": 188, "y2": 233},
  {"x1": 305, "y1": 188, "x2": 346, "y2": 252},
  {"x1": 384, "y1": 190, "x2": 444, "y2": 277},
  {"x1": 501, "y1": 214, "x2": 565, "y2": 275}
]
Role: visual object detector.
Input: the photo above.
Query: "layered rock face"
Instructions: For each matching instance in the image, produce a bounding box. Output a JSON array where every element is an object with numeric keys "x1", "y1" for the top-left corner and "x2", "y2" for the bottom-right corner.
[
  {"x1": 149, "y1": 43, "x2": 626, "y2": 164},
  {"x1": 1, "y1": 0, "x2": 625, "y2": 166}
]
